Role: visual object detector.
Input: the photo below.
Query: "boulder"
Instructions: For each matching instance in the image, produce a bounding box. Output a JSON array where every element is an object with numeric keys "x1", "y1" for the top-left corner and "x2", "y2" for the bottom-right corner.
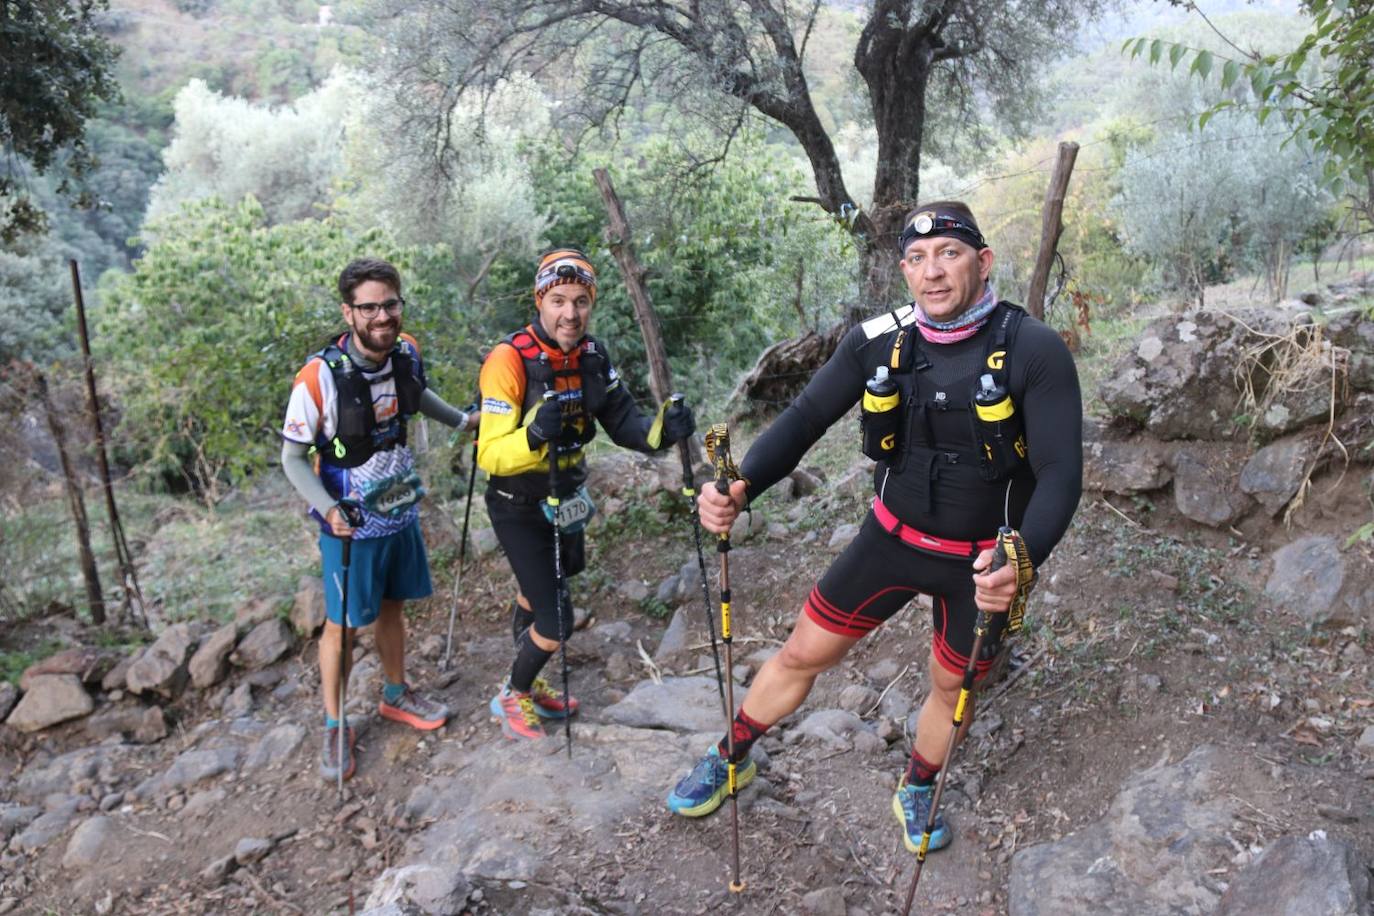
[
  {"x1": 243, "y1": 723, "x2": 306, "y2": 771},
  {"x1": 833, "y1": 461, "x2": 874, "y2": 501},
  {"x1": 789, "y1": 466, "x2": 825, "y2": 497},
  {"x1": 136, "y1": 747, "x2": 240, "y2": 798},
  {"x1": 829, "y1": 523, "x2": 860, "y2": 549},
  {"x1": 290, "y1": 576, "x2": 326, "y2": 637},
  {"x1": 469, "y1": 527, "x2": 500, "y2": 557},
  {"x1": 126, "y1": 622, "x2": 200, "y2": 697},
  {"x1": 234, "y1": 836, "x2": 273, "y2": 866},
  {"x1": 1083, "y1": 437, "x2": 1173, "y2": 494},
  {"x1": 1216, "y1": 834, "x2": 1371, "y2": 916},
  {"x1": 101, "y1": 650, "x2": 138, "y2": 692},
  {"x1": 5, "y1": 675, "x2": 94, "y2": 732},
  {"x1": 18, "y1": 647, "x2": 117, "y2": 691},
  {"x1": 0, "y1": 682, "x2": 17, "y2": 721},
  {"x1": 0, "y1": 803, "x2": 41, "y2": 840},
  {"x1": 1172, "y1": 444, "x2": 1250, "y2": 528},
  {"x1": 234, "y1": 597, "x2": 279, "y2": 630},
  {"x1": 83, "y1": 703, "x2": 167, "y2": 744},
  {"x1": 1239, "y1": 435, "x2": 1311, "y2": 516},
  {"x1": 728, "y1": 508, "x2": 768, "y2": 543},
  {"x1": 785, "y1": 709, "x2": 868, "y2": 748},
  {"x1": 602, "y1": 677, "x2": 741, "y2": 733},
  {"x1": 189, "y1": 623, "x2": 238, "y2": 689},
  {"x1": 1009, "y1": 745, "x2": 1237, "y2": 915},
  {"x1": 62, "y1": 816, "x2": 115, "y2": 870},
  {"x1": 230, "y1": 618, "x2": 293, "y2": 670},
  {"x1": 365, "y1": 864, "x2": 472, "y2": 916},
  {"x1": 654, "y1": 607, "x2": 692, "y2": 662},
  {"x1": 12, "y1": 797, "x2": 84, "y2": 852},
  {"x1": 1265, "y1": 536, "x2": 1374, "y2": 628}
]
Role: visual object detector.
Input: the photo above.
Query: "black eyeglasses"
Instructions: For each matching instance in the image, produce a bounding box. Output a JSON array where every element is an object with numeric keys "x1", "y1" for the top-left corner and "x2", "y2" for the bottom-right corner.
[{"x1": 349, "y1": 297, "x2": 405, "y2": 318}]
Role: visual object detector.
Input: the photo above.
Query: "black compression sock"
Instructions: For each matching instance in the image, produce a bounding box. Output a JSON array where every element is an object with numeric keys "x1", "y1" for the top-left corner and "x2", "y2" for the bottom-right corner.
[
  {"x1": 905, "y1": 749, "x2": 941, "y2": 787},
  {"x1": 510, "y1": 600, "x2": 534, "y2": 646},
  {"x1": 717, "y1": 708, "x2": 772, "y2": 764},
  {"x1": 509, "y1": 628, "x2": 554, "y2": 694}
]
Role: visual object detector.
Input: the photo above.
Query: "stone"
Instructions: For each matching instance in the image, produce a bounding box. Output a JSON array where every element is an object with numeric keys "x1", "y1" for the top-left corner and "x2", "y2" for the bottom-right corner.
[
  {"x1": 290, "y1": 575, "x2": 326, "y2": 637},
  {"x1": 654, "y1": 608, "x2": 691, "y2": 662},
  {"x1": 1240, "y1": 435, "x2": 1310, "y2": 515},
  {"x1": 143, "y1": 747, "x2": 240, "y2": 796},
  {"x1": 1358, "y1": 725, "x2": 1374, "y2": 754},
  {"x1": 1266, "y1": 536, "x2": 1374, "y2": 627},
  {"x1": 801, "y1": 885, "x2": 849, "y2": 916},
  {"x1": 231, "y1": 618, "x2": 293, "y2": 669},
  {"x1": 772, "y1": 476, "x2": 797, "y2": 501},
  {"x1": 833, "y1": 460, "x2": 874, "y2": 501},
  {"x1": 729, "y1": 508, "x2": 767, "y2": 543},
  {"x1": 786, "y1": 709, "x2": 867, "y2": 748},
  {"x1": 837, "y1": 684, "x2": 879, "y2": 714},
  {"x1": 126, "y1": 622, "x2": 199, "y2": 697},
  {"x1": 0, "y1": 682, "x2": 17, "y2": 722},
  {"x1": 18, "y1": 647, "x2": 116, "y2": 691},
  {"x1": 0, "y1": 804, "x2": 41, "y2": 840},
  {"x1": 655, "y1": 573, "x2": 681, "y2": 607},
  {"x1": 101, "y1": 651, "x2": 138, "y2": 692},
  {"x1": 223, "y1": 683, "x2": 254, "y2": 718},
  {"x1": 1009, "y1": 745, "x2": 1237, "y2": 915},
  {"x1": 200, "y1": 854, "x2": 237, "y2": 886},
  {"x1": 83, "y1": 703, "x2": 167, "y2": 744},
  {"x1": 617, "y1": 578, "x2": 650, "y2": 603},
  {"x1": 62, "y1": 815, "x2": 114, "y2": 870},
  {"x1": 180, "y1": 788, "x2": 227, "y2": 820},
  {"x1": 828, "y1": 523, "x2": 860, "y2": 549},
  {"x1": 1216, "y1": 834, "x2": 1371, "y2": 916},
  {"x1": 98, "y1": 793, "x2": 122, "y2": 812},
  {"x1": 189, "y1": 623, "x2": 238, "y2": 689},
  {"x1": 789, "y1": 466, "x2": 824, "y2": 497},
  {"x1": 365, "y1": 864, "x2": 472, "y2": 916},
  {"x1": 5, "y1": 674, "x2": 94, "y2": 732},
  {"x1": 865, "y1": 658, "x2": 900, "y2": 683},
  {"x1": 469, "y1": 527, "x2": 500, "y2": 557},
  {"x1": 234, "y1": 836, "x2": 273, "y2": 866},
  {"x1": 1172, "y1": 445, "x2": 1249, "y2": 528},
  {"x1": 602, "y1": 677, "x2": 744, "y2": 733},
  {"x1": 1082, "y1": 437, "x2": 1172, "y2": 494},
  {"x1": 11, "y1": 797, "x2": 83, "y2": 851},
  {"x1": 244, "y1": 723, "x2": 305, "y2": 771},
  {"x1": 234, "y1": 596, "x2": 279, "y2": 629}
]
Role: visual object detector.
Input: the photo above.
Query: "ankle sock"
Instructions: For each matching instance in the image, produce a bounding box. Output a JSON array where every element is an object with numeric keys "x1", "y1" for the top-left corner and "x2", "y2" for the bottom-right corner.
[
  {"x1": 905, "y1": 749, "x2": 941, "y2": 787},
  {"x1": 717, "y1": 708, "x2": 771, "y2": 764},
  {"x1": 509, "y1": 629, "x2": 554, "y2": 694},
  {"x1": 325, "y1": 715, "x2": 340, "y2": 729},
  {"x1": 382, "y1": 682, "x2": 406, "y2": 704}
]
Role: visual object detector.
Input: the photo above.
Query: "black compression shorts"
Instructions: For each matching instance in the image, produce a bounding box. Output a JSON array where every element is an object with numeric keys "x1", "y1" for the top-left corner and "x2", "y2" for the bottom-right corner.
[
  {"x1": 486, "y1": 490, "x2": 586, "y2": 641},
  {"x1": 806, "y1": 511, "x2": 1007, "y2": 678}
]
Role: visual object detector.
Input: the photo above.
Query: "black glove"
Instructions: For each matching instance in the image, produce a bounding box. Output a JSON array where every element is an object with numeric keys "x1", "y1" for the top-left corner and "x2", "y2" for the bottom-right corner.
[
  {"x1": 525, "y1": 394, "x2": 565, "y2": 449},
  {"x1": 661, "y1": 400, "x2": 696, "y2": 446}
]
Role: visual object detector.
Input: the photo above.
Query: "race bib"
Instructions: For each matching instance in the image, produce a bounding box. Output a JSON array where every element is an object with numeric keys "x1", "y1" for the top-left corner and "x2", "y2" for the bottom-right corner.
[
  {"x1": 359, "y1": 470, "x2": 426, "y2": 517},
  {"x1": 542, "y1": 485, "x2": 596, "y2": 534}
]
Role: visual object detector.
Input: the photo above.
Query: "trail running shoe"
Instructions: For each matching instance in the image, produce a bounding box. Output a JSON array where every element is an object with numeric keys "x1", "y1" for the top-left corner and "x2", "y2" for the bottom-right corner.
[
  {"x1": 489, "y1": 683, "x2": 546, "y2": 740},
  {"x1": 892, "y1": 779, "x2": 951, "y2": 854},
  {"x1": 530, "y1": 676, "x2": 580, "y2": 719},
  {"x1": 379, "y1": 685, "x2": 449, "y2": 731},
  {"x1": 666, "y1": 745, "x2": 757, "y2": 817},
  {"x1": 319, "y1": 724, "x2": 356, "y2": 783}
]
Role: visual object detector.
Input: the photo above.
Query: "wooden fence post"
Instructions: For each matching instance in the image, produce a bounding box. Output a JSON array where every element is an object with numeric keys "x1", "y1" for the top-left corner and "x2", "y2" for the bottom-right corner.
[{"x1": 1026, "y1": 142, "x2": 1080, "y2": 320}]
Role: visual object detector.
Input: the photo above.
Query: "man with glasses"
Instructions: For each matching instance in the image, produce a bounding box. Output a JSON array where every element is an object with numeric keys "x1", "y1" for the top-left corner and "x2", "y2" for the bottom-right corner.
[
  {"x1": 280, "y1": 257, "x2": 478, "y2": 782},
  {"x1": 667, "y1": 202, "x2": 1082, "y2": 859}
]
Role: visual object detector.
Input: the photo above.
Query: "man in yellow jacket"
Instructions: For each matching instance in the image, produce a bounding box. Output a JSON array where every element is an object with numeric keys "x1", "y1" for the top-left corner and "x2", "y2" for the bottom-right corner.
[{"x1": 478, "y1": 248, "x2": 696, "y2": 739}]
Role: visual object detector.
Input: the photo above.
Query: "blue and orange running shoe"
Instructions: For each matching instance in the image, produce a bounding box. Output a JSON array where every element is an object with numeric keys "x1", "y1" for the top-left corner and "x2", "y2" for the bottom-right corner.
[
  {"x1": 530, "y1": 676, "x2": 580, "y2": 719},
  {"x1": 666, "y1": 745, "x2": 757, "y2": 817},
  {"x1": 892, "y1": 778, "x2": 951, "y2": 853}
]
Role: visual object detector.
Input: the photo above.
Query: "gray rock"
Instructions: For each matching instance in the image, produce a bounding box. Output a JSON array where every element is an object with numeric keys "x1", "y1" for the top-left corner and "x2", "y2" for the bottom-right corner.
[
  {"x1": 1083, "y1": 437, "x2": 1172, "y2": 494},
  {"x1": 101, "y1": 650, "x2": 138, "y2": 692},
  {"x1": 655, "y1": 573, "x2": 682, "y2": 606},
  {"x1": 772, "y1": 476, "x2": 797, "y2": 502},
  {"x1": 5, "y1": 674, "x2": 94, "y2": 732},
  {"x1": 801, "y1": 885, "x2": 848, "y2": 916},
  {"x1": 126, "y1": 622, "x2": 199, "y2": 697},
  {"x1": 244, "y1": 723, "x2": 305, "y2": 771},
  {"x1": 146, "y1": 747, "x2": 240, "y2": 795},
  {"x1": 617, "y1": 578, "x2": 650, "y2": 603},
  {"x1": 833, "y1": 461, "x2": 874, "y2": 501},
  {"x1": 0, "y1": 682, "x2": 18, "y2": 722},
  {"x1": 789, "y1": 467, "x2": 824, "y2": 497},
  {"x1": 200, "y1": 853, "x2": 237, "y2": 886},
  {"x1": 0, "y1": 804, "x2": 41, "y2": 840},
  {"x1": 11, "y1": 797, "x2": 83, "y2": 851},
  {"x1": 62, "y1": 816, "x2": 114, "y2": 870},
  {"x1": 14, "y1": 747, "x2": 121, "y2": 801},
  {"x1": 1216, "y1": 834, "x2": 1371, "y2": 916},
  {"x1": 231, "y1": 618, "x2": 293, "y2": 670},
  {"x1": 19, "y1": 647, "x2": 116, "y2": 691},
  {"x1": 1240, "y1": 435, "x2": 1310, "y2": 515},
  {"x1": 865, "y1": 658, "x2": 900, "y2": 683},
  {"x1": 729, "y1": 508, "x2": 767, "y2": 543},
  {"x1": 223, "y1": 682, "x2": 253, "y2": 718},
  {"x1": 1265, "y1": 536, "x2": 1374, "y2": 627},
  {"x1": 365, "y1": 864, "x2": 472, "y2": 915},
  {"x1": 469, "y1": 527, "x2": 499, "y2": 557},
  {"x1": 234, "y1": 597, "x2": 279, "y2": 629},
  {"x1": 98, "y1": 793, "x2": 122, "y2": 812},
  {"x1": 786, "y1": 709, "x2": 867, "y2": 748},
  {"x1": 1009, "y1": 745, "x2": 1236, "y2": 916},
  {"x1": 602, "y1": 677, "x2": 742, "y2": 733},
  {"x1": 837, "y1": 684, "x2": 879, "y2": 714},
  {"x1": 654, "y1": 608, "x2": 691, "y2": 662},
  {"x1": 180, "y1": 787, "x2": 227, "y2": 820},
  {"x1": 1358, "y1": 724, "x2": 1374, "y2": 753},
  {"x1": 829, "y1": 523, "x2": 860, "y2": 549},
  {"x1": 1173, "y1": 445, "x2": 1249, "y2": 528},
  {"x1": 189, "y1": 623, "x2": 238, "y2": 689},
  {"x1": 234, "y1": 836, "x2": 273, "y2": 865},
  {"x1": 290, "y1": 575, "x2": 326, "y2": 636},
  {"x1": 83, "y1": 703, "x2": 167, "y2": 744}
]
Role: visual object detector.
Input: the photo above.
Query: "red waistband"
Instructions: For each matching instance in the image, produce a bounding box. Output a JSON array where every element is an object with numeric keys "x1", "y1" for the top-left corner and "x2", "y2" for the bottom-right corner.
[{"x1": 871, "y1": 497, "x2": 996, "y2": 558}]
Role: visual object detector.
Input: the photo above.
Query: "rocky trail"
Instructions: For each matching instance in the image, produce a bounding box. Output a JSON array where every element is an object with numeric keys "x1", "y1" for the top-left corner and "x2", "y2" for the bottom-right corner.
[{"x1": 4, "y1": 282, "x2": 1374, "y2": 915}]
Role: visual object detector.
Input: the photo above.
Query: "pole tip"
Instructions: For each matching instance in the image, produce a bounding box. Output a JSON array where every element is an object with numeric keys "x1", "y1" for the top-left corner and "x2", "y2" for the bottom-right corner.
[{"x1": 729, "y1": 881, "x2": 746, "y2": 894}]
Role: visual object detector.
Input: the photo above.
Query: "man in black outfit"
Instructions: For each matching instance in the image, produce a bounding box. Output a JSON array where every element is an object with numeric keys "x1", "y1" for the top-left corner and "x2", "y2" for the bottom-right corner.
[{"x1": 666, "y1": 202, "x2": 1083, "y2": 856}]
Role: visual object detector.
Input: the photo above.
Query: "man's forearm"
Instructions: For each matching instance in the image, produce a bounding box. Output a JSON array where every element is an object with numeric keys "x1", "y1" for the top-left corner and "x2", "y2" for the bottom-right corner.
[
  {"x1": 419, "y1": 388, "x2": 469, "y2": 428},
  {"x1": 281, "y1": 439, "x2": 336, "y2": 517}
]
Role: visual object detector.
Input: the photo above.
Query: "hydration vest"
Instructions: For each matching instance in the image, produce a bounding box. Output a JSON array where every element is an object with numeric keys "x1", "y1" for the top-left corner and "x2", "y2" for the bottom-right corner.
[
  {"x1": 313, "y1": 334, "x2": 425, "y2": 469},
  {"x1": 502, "y1": 327, "x2": 613, "y2": 461}
]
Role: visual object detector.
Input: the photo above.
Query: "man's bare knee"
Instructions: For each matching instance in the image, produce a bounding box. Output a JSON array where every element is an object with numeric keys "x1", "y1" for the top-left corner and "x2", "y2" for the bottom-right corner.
[{"x1": 775, "y1": 640, "x2": 839, "y2": 677}]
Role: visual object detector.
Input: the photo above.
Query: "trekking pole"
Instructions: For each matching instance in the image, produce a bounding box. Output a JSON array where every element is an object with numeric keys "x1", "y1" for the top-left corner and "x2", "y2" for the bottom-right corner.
[
  {"x1": 443, "y1": 423, "x2": 479, "y2": 672},
  {"x1": 333, "y1": 499, "x2": 363, "y2": 798},
  {"x1": 541, "y1": 386, "x2": 574, "y2": 759},
  {"x1": 670, "y1": 393, "x2": 726, "y2": 718},
  {"x1": 705, "y1": 423, "x2": 745, "y2": 894},
  {"x1": 898, "y1": 527, "x2": 1011, "y2": 915}
]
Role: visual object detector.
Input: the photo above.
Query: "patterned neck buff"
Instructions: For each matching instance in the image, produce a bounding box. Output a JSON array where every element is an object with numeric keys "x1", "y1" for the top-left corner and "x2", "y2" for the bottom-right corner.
[{"x1": 913, "y1": 284, "x2": 998, "y2": 344}]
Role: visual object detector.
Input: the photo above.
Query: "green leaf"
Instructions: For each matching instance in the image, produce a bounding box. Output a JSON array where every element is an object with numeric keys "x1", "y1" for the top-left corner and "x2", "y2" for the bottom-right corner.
[
  {"x1": 1169, "y1": 44, "x2": 1186, "y2": 69},
  {"x1": 1149, "y1": 39, "x2": 1163, "y2": 64},
  {"x1": 1221, "y1": 59, "x2": 1241, "y2": 90},
  {"x1": 1192, "y1": 50, "x2": 1213, "y2": 80}
]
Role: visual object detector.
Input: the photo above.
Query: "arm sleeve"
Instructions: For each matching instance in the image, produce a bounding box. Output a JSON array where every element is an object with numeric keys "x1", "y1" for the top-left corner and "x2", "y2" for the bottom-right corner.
[
  {"x1": 738, "y1": 324, "x2": 869, "y2": 502},
  {"x1": 595, "y1": 370, "x2": 663, "y2": 453},
  {"x1": 476, "y1": 343, "x2": 547, "y2": 476},
  {"x1": 1013, "y1": 322, "x2": 1084, "y2": 567},
  {"x1": 280, "y1": 439, "x2": 335, "y2": 517},
  {"x1": 418, "y1": 388, "x2": 469, "y2": 428}
]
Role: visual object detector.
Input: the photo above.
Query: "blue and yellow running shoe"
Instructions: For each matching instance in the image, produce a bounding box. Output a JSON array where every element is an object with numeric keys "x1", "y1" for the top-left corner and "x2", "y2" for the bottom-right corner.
[
  {"x1": 892, "y1": 778, "x2": 951, "y2": 853},
  {"x1": 666, "y1": 745, "x2": 757, "y2": 817}
]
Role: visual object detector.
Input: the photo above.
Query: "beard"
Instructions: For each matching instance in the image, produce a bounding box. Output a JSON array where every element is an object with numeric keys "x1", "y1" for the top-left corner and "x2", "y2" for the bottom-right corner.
[{"x1": 354, "y1": 318, "x2": 400, "y2": 355}]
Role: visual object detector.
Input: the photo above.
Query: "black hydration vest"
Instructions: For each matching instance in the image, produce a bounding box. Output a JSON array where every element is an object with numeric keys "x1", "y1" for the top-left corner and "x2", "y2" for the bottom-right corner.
[
  {"x1": 313, "y1": 335, "x2": 424, "y2": 469},
  {"x1": 502, "y1": 327, "x2": 613, "y2": 462}
]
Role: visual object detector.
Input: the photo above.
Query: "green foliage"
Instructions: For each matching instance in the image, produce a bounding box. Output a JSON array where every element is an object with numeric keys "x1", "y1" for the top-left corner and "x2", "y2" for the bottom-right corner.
[
  {"x1": 97, "y1": 196, "x2": 464, "y2": 496},
  {"x1": 0, "y1": 0, "x2": 121, "y2": 241}
]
